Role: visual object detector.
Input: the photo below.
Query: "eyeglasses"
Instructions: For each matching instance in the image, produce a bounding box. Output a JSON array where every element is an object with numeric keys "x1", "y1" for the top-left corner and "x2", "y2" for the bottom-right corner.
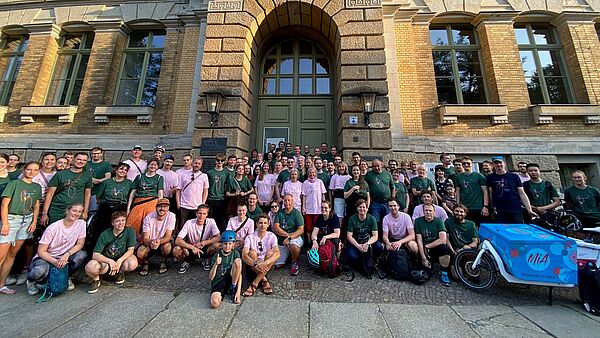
[
  {"x1": 215, "y1": 159, "x2": 224, "y2": 162},
  {"x1": 461, "y1": 162, "x2": 472, "y2": 166},
  {"x1": 258, "y1": 241, "x2": 263, "y2": 252},
  {"x1": 270, "y1": 205, "x2": 278, "y2": 209}
]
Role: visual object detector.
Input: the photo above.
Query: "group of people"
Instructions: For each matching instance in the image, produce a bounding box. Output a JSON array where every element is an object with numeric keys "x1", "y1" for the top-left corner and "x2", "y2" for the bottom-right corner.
[{"x1": 0, "y1": 142, "x2": 599, "y2": 306}]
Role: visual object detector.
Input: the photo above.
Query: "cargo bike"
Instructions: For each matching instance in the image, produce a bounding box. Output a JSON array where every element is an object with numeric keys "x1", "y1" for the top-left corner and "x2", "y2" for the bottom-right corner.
[{"x1": 454, "y1": 223, "x2": 600, "y2": 305}]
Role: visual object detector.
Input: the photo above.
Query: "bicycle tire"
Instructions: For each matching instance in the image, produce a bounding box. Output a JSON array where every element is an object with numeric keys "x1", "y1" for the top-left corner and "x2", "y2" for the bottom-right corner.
[{"x1": 454, "y1": 249, "x2": 497, "y2": 291}]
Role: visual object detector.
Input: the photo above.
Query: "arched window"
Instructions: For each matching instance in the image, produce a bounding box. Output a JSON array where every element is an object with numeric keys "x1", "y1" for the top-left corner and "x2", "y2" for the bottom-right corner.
[
  {"x1": 0, "y1": 34, "x2": 28, "y2": 106},
  {"x1": 261, "y1": 39, "x2": 330, "y2": 96}
]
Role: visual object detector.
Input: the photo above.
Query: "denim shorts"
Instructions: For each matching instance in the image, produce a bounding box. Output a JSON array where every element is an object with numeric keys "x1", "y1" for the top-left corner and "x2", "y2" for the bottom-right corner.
[{"x1": 0, "y1": 214, "x2": 33, "y2": 244}]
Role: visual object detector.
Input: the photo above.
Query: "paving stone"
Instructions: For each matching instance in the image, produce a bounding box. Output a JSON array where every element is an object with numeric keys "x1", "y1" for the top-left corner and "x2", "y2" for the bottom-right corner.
[
  {"x1": 310, "y1": 302, "x2": 391, "y2": 338},
  {"x1": 379, "y1": 304, "x2": 478, "y2": 338},
  {"x1": 453, "y1": 305, "x2": 550, "y2": 337},
  {"x1": 514, "y1": 305, "x2": 600, "y2": 338}
]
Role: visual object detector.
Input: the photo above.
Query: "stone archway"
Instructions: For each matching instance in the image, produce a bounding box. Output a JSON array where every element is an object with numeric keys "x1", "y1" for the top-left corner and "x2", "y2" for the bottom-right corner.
[{"x1": 197, "y1": 0, "x2": 392, "y2": 160}]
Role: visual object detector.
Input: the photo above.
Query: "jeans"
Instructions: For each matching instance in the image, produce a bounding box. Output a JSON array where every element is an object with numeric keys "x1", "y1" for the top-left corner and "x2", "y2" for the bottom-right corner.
[
  {"x1": 28, "y1": 250, "x2": 88, "y2": 282},
  {"x1": 369, "y1": 201, "x2": 389, "y2": 226},
  {"x1": 494, "y1": 209, "x2": 524, "y2": 224},
  {"x1": 344, "y1": 241, "x2": 383, "y2": 275}
]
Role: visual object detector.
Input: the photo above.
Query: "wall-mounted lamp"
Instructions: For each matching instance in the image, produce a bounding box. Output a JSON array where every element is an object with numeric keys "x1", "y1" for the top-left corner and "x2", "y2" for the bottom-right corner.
[
  {"x1": 204, "y1": 92, "x2": 224, "y2": 127},
  {"x1": 361, "y1": 92, "x2": 376, "y2": 127}
]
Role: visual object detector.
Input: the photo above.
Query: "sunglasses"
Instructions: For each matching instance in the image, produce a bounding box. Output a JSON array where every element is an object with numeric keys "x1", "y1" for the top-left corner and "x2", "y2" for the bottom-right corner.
[
  {"x1": 258, "y1": 241, "x2": 263, "y2": 252},
  {"x1": 270, "y1": 205, "x2": 279, "y2": 208},
  {"x1": 461, "y1": 162, "x2": 472, "y2": 166},
  {"x1": 215, "y1": 159, "x2": 224, "y2": 162}
]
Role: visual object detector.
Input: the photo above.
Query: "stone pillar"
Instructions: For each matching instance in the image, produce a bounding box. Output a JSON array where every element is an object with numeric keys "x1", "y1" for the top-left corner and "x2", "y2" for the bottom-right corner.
[{"x1": 552, "y1": 13, "x2": 600, "y2": 105}]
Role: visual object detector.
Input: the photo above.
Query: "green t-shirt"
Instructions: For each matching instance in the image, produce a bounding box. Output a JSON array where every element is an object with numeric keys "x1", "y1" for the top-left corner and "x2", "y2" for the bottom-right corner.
[
  {"x1": 277, "y1": 170, "x2": 291, "y2": 185},
  {"x1": 524, "y1": 180, "x2": 559, "y2": 208},
  {"x1": 455, "y1": 172, "x2": 486, "y2": 210},
  {"x1": 226, "y1": 176, "x2": 253, "y2": 193},
  {"x1": 96, "y1": 178, "x2": 133, "y2": 204},
  {"x1": 211, "y1": 249, "x2": 241, "y2": 287},
  {"x1": 410, "y1": 176, "x2": 436, "y2": 205},
  {"x1": 0, "y1": 175, "x2": 11, "y2": 196},
  {"x1": 445, "y1": 217, "x2": 478, "y2": 249},
  {"x1": 320, "y1": 152, "x2": 333, "y2": 163},
  {"x1": 207, "y1": 168, "x2": 229, "y2": 201},
  {"x1": 347, "y1": 214, "x2": 378, "y2": 244},
  {"x1": 133, "y1": 174, "x2": 164, "y2": 198},
  {"x1": 247, "y1": 205, "x2": 262, "y2": 222},
  {"x1": 1, "y1": 179, "x2": 42, "y2": 215},
  {"x1": 48, "y1": 169, "x2": 93, "y2": 211},
  {"x1": 344, "y1": 179, "x2": 369, "y2": 200},
  {"x1": 444, "y1": 166, "x2": 456, "y2": 178},
  {"x1": 93, "y1": 227, "x2": 136, "y2": 260},
  {"x1": 86, "y1": 161, "x2": 113, "y2": 196},
  {"x1": 317, "y1": 171, "x2": 330, "y2": 191},
  {"x1": 364, "y1": 170, "x2": 394, "y2": 202},
  {"x1": 414, "y1": 216, "x2": 446, "y2": 245},
  {"x1": 394, "y1": 181, "x2": 407, "y2": 210},
  {"x1": 282, "y1": 151, "x2": 294, "y2": 158},
  {"x1": 8, "y1": 170, "x2": 21, "y2": 181},
  {"x1": 274, "y1": 208, "x2": 304, "y2": 244},
  {"x1": 564, "y1": 186, "x2": 600, "y2": 220}
]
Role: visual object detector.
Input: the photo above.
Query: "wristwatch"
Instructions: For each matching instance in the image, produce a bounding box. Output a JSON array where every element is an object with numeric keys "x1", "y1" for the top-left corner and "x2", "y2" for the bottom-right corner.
[{"x1": 287, "y1": 236, "x2": 292, "y2": 241}]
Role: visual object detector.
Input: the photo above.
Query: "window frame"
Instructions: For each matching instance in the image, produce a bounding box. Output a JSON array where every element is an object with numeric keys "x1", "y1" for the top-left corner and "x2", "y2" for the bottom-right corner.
[
  {"x1": 430, "y1": 24, "x2": 490, "y2": 105},
  {"x1": 46, "y1": 31, "x2": 94, "y2": 106},
  {"x1": 0, "y1": 34, "x2": 28, "y2": 106},
  {"x1": 114, "y1": 30, "x2": 165, "y2": 106},
  {"x1": 515, "y1": 23, "x2": 574, "y2": 104}
]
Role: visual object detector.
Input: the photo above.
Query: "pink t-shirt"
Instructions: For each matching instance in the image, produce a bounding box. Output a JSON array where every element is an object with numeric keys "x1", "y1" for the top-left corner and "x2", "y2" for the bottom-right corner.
[
  {"x1": 282, "y1": 180, "x2": 302, "y2": 210},
  {"x1": 124, "y1": 159, "x2": 147, "y2": 181},
  {"x1": 412, "y1": 204, "x2": 448, "y2": 222},
  {"x1": 329, "y1": 174, "x2": 351, "y2": 190},
  {"x1": 178, "y1": 171, "x2": 209, "y2": 210},
  {"x1": 254, "y1": 176, "x2": 275, "y2": 204},
  {"x1": 244, "y1": 231, "x2": 278, "y2": 261},
  {"x1": 178, "y1": 218, "x2": 220, "y2": 245},
  {"x1": 383, "y1": 212, "x2": 413, "y2": 241},
  {"x1": 157, "y1": 169, "x2": 179, "y2": 198},
  {"x1": 142, "y1": 211, "x2": 176, "y2": 240},
  {"x1": 301, "y1": 179, "x2": 327, "y2": 214},
  {"x1": 226, "y1": 216, "x2": 255, "y2": 242},
  {"x1": 32, "y1": 170, "x2": 56, "y2": 200},
  {"x1": 38, "y1": 219, "x2": 86, "y2": 258}
]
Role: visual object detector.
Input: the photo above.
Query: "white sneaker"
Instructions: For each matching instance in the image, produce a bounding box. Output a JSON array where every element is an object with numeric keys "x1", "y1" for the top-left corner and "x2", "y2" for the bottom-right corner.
[
  {"x1": 16, "y1": 272, "x2": 27, "y2": 286},
  {"x1": 26, "y1": 280, "x2": 39, "y2": 296},
  {"x1": 67, "y1": 278, "x2": 75, "y2": 291},
  {"x1": 4, "y1": 275, "x2": 17, "y2": 286}
]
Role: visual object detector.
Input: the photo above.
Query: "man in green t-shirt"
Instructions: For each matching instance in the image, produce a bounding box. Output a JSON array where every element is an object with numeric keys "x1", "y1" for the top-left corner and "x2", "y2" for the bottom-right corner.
[
  {"x1": 444, "y1": 204, "x2": 478, "y2": 255},
  {"x1": 276, "y1": 158, "x2": 295, "y2": 198},
  {"x1": 85, "y1": 211, "x2": 138, "y2": 294},
  {"x1": 364, "y1": 159, "x2": 396, "y2": 227},
  {"x1": 246, "y1": 193, "x2": 262, "y2": 222},
  {"x1": 455, "y1": 156, "x2": 490, "y2": 226},
  {"x1": 209, "y1": 230, "x2": 242, "y2": 308},
  {"x1": 207, "y1": 154, "x2": 229, "y2": 231},
  {"x1": 524, "y1": 163, "x2": 560, "y2": 215},
  {"x1": 415, "y1": 204, "x2": 451, "y2": 287},
  {"x1": 42, "y1": 152, "x2": 93, "y2": 225},
  {"x1": 410, "y1": 165, "x2": 436, "y2": 206},
  {"x1": 273, "y1": 194, "x2": 304, "y2": 275},
  {"x1": 86, "y1": 147, "x2": 113, "y2": 213}
]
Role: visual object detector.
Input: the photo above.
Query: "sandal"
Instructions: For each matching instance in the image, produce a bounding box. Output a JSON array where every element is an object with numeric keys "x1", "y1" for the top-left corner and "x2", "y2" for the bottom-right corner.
[
  {"x1": 158, "y1": 262, "x2": 168, "y2": 274},
  {"x1": 139, "y1": 264, "x2": 149, "y2": 276},
  {"x1": 243, "y1": 283, "x2": 257, "y2": 297},
  {"x1": 261, "y1": 279, "x2": 273, "y2": 295},
  {"x1": 0, "y1": 286, "x2": 16, "y2": 295}
]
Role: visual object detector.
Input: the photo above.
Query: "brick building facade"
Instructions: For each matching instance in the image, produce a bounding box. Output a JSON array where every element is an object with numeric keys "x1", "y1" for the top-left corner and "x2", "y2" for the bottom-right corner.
[{"x1": 0, "y1": 0, "x2": 599, "y2": 188}]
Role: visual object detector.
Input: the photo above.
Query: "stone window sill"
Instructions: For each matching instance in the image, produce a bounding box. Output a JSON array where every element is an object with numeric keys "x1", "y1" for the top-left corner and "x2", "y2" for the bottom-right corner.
[
  {"x1": 531, "y1": 104, "x2": 600, "y2": 124},
  {"x1": 0, "y1": 106, "x2": 7, "y2": 123},
  {"x1": 438, "y1": 104, "x2": 508, "y2": 125},
  {"x1": 94, "y1": 105, "x2": 153, "y2": 123},
  {"x1": 20, "y1": 106, "x2": 77, "y2": 123}
]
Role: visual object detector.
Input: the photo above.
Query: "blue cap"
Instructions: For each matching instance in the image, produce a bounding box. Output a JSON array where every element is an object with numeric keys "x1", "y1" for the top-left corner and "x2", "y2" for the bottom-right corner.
[
  {"x1": 164, "y1": 155, "x2": 174, "y2": 161},
  {"x1": 491, "y1": 156, "x2": 504, "y2": 163}
]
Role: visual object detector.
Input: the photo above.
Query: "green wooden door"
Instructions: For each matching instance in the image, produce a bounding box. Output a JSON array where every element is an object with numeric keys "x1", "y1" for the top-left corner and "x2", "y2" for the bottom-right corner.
[{"x1": 258, "y1": 98, "x2": 331, "y2": 152}]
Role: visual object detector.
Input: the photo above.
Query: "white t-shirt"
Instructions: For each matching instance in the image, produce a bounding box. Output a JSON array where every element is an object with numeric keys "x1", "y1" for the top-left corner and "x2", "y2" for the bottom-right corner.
[
  {"x1": 157, "y1": 169, "x2": 179, "y2": 198},
  {"x1": 412, "y1": 204, "x2": 448, "y2": 222},
  {"x1": 301, "y1": 179, "x2": 327, "y2": 214},
  {"x1": 142, "y1": 211, "x2": 176, "y2": 240},
  {"x1": 124, "y1": 158, "x2": 147, "y2": 181},
  {"x1": 282, "y1": 181, "x2": 302, "y2": 211},
  {"x1": 177, "y1": 218, "x2": 220, "y2": 244},
  {"x1": 226, "y1": 216, "x2": 255, "y2": 242},
  {"x1": 382, "y1": 212, "x2": 413, "y2": 241},
  {"x1": 178, "y1": 171, "x2": 209, "y2": 210}
]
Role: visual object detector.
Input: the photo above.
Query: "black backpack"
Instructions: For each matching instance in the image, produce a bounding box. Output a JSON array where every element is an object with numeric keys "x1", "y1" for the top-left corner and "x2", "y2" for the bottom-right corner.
[
  {"x1": 579, "y1": 262, "x2": 600, "y2": 316},
  {"x1": 385, "y1": 249, "x2": 411, "y2": 281}
]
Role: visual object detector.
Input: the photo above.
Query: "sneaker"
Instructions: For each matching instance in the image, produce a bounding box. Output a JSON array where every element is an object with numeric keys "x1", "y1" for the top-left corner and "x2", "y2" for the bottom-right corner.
[
  {"x1": 115, "y1": 272, "x2": 125, "y2": 285},
  {"x1": 88, "y1": 280, "x2": 101, "y2": 294},
  {"x1": 4, "y1": 275, "x2": 17, "y2": 286},
  {"x1": 16, "y1": 272, "x2": 27, "y2": 286},
  {"x1": 178, "y1": 262, "x2": 190, "y2": 274},
  {"x1": 230, "y1": 285, "x2": 237, "y2": 304},
  {"x1": 26, "y1": 280, "x2": 39, "y2": 296},
  {"x1": 202, "y1": 259, "x2": 211, "y2": 271},
  {"x1": 440, "y1": 271, "x2": 451, "y2": 287},
  {"x1": 67, "y1": 278, "x2": 75, "y2": 291},
  {"x1": 290, "y1": 262, "x2": 299, "y2": 276}
]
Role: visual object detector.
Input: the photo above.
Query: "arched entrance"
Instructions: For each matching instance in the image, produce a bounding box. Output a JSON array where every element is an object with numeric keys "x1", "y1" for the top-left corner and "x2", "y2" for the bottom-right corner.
[{"x1": 257, "y1": 38, "x2": 332, "y2": 153}]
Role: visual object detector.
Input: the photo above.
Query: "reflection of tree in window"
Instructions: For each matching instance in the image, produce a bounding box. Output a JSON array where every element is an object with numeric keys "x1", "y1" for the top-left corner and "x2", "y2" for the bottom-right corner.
[{"x1": 0, "y1": 35, "x2": 28, "y2": 106}]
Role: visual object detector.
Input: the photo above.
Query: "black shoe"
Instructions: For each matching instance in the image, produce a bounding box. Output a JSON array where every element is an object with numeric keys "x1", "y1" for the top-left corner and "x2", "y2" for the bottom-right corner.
[
  {"x1": 230, "y1": 286, "x2": 237, "y2": 304},
  {"x1": 376, "y1": 267, "x2": 387, "y2": 280}
]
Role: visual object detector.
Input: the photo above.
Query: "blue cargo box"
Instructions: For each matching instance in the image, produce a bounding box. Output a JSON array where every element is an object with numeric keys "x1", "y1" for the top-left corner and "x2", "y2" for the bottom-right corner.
[{"x1": 479, "y1": 223, "x2": 577, "y2": 285}]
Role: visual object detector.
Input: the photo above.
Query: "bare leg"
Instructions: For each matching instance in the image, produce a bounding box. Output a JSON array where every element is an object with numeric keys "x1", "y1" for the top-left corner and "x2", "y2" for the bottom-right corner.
[{"x1": 0, "y1": 241, "x2": 25, "y2": 288}]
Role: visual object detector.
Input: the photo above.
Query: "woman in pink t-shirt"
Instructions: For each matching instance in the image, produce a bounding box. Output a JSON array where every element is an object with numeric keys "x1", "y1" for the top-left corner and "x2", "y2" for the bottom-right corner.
[
  {"x1": 281, "y1": 169, "x2": 302, "y2": 211},
  {"x1": 254, "y1": 162, "x2": 275, "y2": 211},
  {"x1": 301, "y1": 168, "x2": 327, "y2": 236},
  {"x1": 226, "y1": 205, "x2": 255, "y2": 249}
]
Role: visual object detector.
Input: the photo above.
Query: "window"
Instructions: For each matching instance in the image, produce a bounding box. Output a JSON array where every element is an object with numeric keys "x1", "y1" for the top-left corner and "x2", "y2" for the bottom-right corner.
[
  {"x1": 46, "y1": 32, "x2": 94, "y2": 106},
  {"x1": 430, "y1": 25, "x2": 488, "y2": 104},
  {"x1": 115, "y1": 30, "x2": 165, "y2": 105},
  {"x1": 515, "y1": 24, "x2": 572, "y2": 104},
  {"x1": 261, "y1": 39, "x2": 331, "y2": 96},
  {"x1": 0, "y1": 35, "x2": 28, "y2": 106}
]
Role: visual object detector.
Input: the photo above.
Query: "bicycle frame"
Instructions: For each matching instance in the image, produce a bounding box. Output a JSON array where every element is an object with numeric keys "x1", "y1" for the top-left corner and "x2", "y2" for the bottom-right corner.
[{"x1": 473, "y1": 240, "x2": 575, "y2": 288}]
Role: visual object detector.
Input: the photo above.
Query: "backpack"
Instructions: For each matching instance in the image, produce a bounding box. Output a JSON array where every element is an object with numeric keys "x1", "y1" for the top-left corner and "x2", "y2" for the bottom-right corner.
[
  {"x1": 37, "y1": 265, "x2": 69, "y2": 303},
  {"x1": 318, "y1": 239, "x2": 340, "y2": 278},
  {"x1": 523, "y1": 180, "x2": 553, "y2": 202},
  {"x1": 579, "y1": 262, "x2": 600, "y2": 316},
  {"x1": 385, "y1": 249, "x2": 411, "y2": 281}
]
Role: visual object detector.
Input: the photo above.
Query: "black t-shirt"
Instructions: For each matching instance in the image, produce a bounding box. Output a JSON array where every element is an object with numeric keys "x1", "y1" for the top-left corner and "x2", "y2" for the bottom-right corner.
[
  {"x1": 314, "y1": 214, "x2": 340, "y2": 241},
  {"x1": 486, "y1": 172, "x2": 523, "y2": 211}
]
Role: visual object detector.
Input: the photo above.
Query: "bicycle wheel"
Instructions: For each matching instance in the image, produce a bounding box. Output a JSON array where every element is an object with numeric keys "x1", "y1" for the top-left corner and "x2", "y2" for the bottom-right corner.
[
  {"x1": 559, "y1": 213, "x2": 582, "y2": 232},
  {"x1": 454, "y1": 249, "x2": 497, "y2": 291}
]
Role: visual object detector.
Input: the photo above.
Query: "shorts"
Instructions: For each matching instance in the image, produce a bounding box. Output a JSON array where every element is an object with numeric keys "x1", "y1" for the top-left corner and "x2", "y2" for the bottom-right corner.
[
  {"x1": 275, "y1": 237, "x2": 304, "y2": 266},
  {"x1": 211, "y1": 274, "x2": 233, "y2": 296},
  {"x1": 183, "y1": 247, "x2": 211, "y2": 262},
  {"x1": 0, "y1": 214, "x2": 33, "y2": 244},
  {"x1": 427, "y1": 244, "x2": 451, "y2": 261},
  {"x1": 333, "y1": 198, "x2": 346, "y2": 217}
]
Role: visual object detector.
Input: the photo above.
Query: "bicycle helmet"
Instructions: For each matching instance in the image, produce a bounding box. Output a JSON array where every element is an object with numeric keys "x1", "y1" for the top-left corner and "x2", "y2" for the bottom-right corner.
[
  {"x1": 560, "y1": 214, "x2": 583, "y2": 232},
  {"x1": 307, "y1": 248, "x2": 320, "y2": 268},
  {"x1": 221, "y1": 230, "x2": 237, "y2": 243}
]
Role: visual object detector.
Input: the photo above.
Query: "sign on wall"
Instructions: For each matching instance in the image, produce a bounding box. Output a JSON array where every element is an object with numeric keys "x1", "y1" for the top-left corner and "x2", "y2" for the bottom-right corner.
[{"x1": 208, "y1": 0, "x2": 244, "y2": 12}]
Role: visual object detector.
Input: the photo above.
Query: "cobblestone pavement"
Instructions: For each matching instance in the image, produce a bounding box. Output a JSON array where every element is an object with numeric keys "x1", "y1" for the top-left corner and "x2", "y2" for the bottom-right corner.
[{"x1": 120, "y1": 256, "x2": 580, "y2": 306}]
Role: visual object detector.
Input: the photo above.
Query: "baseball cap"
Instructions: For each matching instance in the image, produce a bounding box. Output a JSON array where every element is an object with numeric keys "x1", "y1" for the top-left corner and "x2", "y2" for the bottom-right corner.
[
  {"x1": 491, "y1": 156, "x2": 504, "y2": 163},
  {"x1": 132, "y1": 145, "x2": 143, "y2": 151},
  {"x1": 156, "y1": 198, "x2": 170, "y2": 206},
  {"x1": 164, "y1": 155, "x2": 174, "y2": 161},
  {"x1": 154, "y1": 145, "x2": 165, "y2": 153}
]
